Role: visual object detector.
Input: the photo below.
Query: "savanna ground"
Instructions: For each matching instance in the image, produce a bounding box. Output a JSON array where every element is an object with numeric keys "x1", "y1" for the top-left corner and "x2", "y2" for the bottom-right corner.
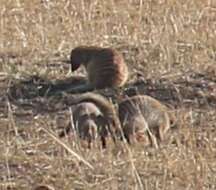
[{"x1": 0, "y1": 0, "x2": 216, "y2": 189}]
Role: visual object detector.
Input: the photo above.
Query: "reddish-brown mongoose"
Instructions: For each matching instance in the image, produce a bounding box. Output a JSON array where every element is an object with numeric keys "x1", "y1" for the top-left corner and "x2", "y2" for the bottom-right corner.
[
  {"x1": 64, "y1": 46, "x2": 128, "y2": 92},
  {"x1": 62, "y1": 92, "x2": 122, "y2": 147},
  {"x1": 118, "y1": 95, "x2": 172, "y2": 146},
  {"x1": 59, "y1": 102, "x2": 108, "y2": 148}
]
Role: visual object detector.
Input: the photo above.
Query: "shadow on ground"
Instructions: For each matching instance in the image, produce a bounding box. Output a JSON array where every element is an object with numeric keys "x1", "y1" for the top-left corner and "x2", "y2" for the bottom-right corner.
[
  {"x1": 8, "y1": 75, "x2": 88, "y2": 99},
  {"x1": 0, "y1": 71, "x2": 215, "y2": 118}
]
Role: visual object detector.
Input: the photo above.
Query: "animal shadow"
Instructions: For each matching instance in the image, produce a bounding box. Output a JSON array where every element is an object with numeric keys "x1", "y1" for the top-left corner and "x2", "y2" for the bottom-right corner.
[
  {"x1": 6, "y1": 75, "x2": 88, "y2": 113},
  {"x1": 8, "y1": 75, "x2": 88, "y2": 100}
]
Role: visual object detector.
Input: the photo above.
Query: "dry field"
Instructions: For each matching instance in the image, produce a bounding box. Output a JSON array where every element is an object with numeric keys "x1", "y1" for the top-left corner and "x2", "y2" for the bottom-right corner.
[{"x1": 0, "y1": 0, "x2": 216, "y2": 189}]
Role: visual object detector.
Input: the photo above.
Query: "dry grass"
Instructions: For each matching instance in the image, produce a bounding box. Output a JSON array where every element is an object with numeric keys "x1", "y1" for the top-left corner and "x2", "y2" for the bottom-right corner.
[{"x1": 0, "y1": 0, "x2": 216, "y2": 189}]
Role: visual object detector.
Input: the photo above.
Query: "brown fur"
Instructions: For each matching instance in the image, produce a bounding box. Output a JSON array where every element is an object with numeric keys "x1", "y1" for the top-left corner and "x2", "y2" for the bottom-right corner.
[
  {"x1": 118, "y1": 95, "x2": 171, "y2": 146},
  {"x1": 69, "y1": 46, "x2": 128, "y2": 89}
]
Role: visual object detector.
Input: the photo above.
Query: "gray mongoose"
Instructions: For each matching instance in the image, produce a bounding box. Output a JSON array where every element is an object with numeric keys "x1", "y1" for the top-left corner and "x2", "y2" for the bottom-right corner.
[
  {"x1": 61, "y1": 92, "x2": 122, "y2": 147},
  {"x1": 64, "y1": 46, "x2": 128, "y2": 92},
  {"x1": 118, "y1": 95, "x2": 172, "y2": 146},
  {"x1": 119, "y1": 112, "x2": 158, "y2": 147},
  {"x1": 59, "y1": 102, "x2": 109, "y2": 148}
]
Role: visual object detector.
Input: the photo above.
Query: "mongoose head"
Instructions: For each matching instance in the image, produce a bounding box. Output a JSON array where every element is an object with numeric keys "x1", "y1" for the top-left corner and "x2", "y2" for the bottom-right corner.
[
  {"x1": 70, "y1": 47, "x2": 86, "y2": 71},
  {"x1": 78, "y1": 118, "x2": 99, "y2": 149}
]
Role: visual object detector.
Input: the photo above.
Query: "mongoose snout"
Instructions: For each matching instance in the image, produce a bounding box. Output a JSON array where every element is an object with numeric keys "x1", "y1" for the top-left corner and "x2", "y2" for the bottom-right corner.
[{"x1": 59, "y1": 102, "x2": 104, "y2": 148}]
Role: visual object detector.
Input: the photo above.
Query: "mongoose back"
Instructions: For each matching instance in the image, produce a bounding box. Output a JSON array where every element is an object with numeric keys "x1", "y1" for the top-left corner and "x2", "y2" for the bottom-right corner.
[
  {"x1": 118, "y1": 95, "x2": 171, "y2": 145},
  {"x1": 69, "y1": 46, "x2": 128, "y2": 89}
]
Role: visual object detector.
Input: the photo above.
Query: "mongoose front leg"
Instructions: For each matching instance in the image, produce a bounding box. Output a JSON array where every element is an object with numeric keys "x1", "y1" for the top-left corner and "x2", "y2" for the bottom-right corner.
[
  {"x1": 101, "y1": 136, "x2": 106, "y2": 149},
  {"x1": 158, "y1": 125, "x2": 166, "y2": 142}
]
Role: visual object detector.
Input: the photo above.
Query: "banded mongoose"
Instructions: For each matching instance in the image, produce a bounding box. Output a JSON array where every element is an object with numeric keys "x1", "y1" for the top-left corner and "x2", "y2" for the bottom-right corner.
[
  {"x1": 118, "y1": 95, "x2": 172, "y2": 146},
  {"x1": 61, "y1": 92, "x2": 121, "y2": 146},
  {"x1": 61, "y1": 93, "x2": 173, "y2": 148},
  {"x1": 64, "y1": 46, "x2": 129, "y2": 92},
  {"x1": 59, "y1": 102, "x2": 109, "y2": 148}
]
